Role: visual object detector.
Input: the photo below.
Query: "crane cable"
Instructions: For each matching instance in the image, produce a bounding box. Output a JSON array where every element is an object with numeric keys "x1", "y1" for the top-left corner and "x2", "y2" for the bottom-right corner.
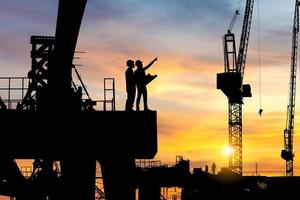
[
  {"x1": 229, "y1": 0, "x2": 244, "y2": 32},
  {"x1": 257, "y1": 0, "x2": 263, "y2": 116}
]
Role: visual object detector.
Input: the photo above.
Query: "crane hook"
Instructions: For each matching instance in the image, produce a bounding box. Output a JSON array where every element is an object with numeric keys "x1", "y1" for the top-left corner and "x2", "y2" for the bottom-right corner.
[{"x1": 258, "y1": 109, "x2": 263, "y2": 116}]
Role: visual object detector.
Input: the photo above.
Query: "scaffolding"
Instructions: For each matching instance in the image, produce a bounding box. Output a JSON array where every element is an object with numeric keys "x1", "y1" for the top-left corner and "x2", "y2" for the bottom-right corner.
[
  {"x1": 20, "y1": 166, "x2": 33, "y2": 179},
  {"x1": 95, "y1": 161, "x2": 105, "y2": 200},
  {"x1": 161, "y1": 187, "x2": 181, "y2": 200}
]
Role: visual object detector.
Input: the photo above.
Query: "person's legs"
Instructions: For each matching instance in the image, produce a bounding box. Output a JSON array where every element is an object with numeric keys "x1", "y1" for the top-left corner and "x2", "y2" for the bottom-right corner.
[
  {"x1": 136, "y1": 87, "x2": 142, "y2": 111},
  {"x1": 126, "y1": 88, "x2": 136, "y2": 111},
  {"x1": 129, "y1": 88, "x2": 136, "y2": 109},
  {"x1": 142, "y1": 86, "x2": 148, "y2": 111},
  {"x1": 125, "y1": 97, "x2": 130, "y2": 111},
  {"x1": 125, "y1": 90, "x2": 132, "y2": 111}
]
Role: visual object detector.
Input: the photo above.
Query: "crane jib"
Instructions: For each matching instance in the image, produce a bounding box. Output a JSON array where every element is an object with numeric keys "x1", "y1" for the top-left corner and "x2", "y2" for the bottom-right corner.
[{"x1": 237, "y1": 0, "x2": 254, "y2": 81}]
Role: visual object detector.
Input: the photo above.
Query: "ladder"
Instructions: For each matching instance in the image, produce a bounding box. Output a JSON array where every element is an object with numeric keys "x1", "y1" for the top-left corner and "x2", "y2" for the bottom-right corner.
[{"x1": 103, "y1": 78, "x2": 115, "y2": 111}]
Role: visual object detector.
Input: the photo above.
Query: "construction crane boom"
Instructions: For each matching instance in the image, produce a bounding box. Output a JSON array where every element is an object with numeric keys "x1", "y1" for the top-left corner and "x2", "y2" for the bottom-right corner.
[
  {"x1": 238, "y1": 0, "x2": 254, "y2": 79},
  {"x1": 217, "y1": 0, "x2": 254, "y2": 175},
  {"x1": 281, "y1": 0, "x2": 300, "y2": 177}
]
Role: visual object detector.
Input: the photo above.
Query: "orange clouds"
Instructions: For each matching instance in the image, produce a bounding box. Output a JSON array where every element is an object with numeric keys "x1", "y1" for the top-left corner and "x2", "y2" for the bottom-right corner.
[{"x1": 74, "y1": 40, "x2": 299, "y2": 176}]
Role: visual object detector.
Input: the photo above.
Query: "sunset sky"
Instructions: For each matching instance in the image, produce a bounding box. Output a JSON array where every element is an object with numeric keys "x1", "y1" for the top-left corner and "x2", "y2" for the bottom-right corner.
[{"x1": 0, "y1": 0, "x2": 300, "y2": 178}]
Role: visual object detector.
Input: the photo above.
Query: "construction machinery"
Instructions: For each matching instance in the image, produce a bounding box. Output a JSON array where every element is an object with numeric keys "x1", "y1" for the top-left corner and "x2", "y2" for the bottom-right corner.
[
  {"x1": 217, "y1": 0, "x2": 254, "y2": 175},
  {"x1": 281, "y1": 0, "x2": 300, "y2": 177}
]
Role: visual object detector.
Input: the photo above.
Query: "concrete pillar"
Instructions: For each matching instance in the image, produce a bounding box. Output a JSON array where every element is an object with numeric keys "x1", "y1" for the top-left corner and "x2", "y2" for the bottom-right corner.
[
  {"x1": 138, "y1": 185, "x2": 160, "y2": 200},
  {"x1": 59, "y1": 158, "x2": 95, "y2": 200},
  {"x1": 100, "y1": 157, "x2": 136, "y2": 200}
]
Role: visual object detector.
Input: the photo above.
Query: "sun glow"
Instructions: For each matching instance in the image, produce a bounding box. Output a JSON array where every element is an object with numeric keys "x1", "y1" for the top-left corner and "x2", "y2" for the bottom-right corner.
[{"x1": 223, "y1": 145, "x2": 233, "y2": 157}]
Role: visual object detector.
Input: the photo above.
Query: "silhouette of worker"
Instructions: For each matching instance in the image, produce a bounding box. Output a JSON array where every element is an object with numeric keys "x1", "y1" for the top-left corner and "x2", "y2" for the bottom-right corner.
[
  {"x1": 205, "y1": 165, "x2": 209, "y2": 173},
  {"x1": 125, "y1": 60, "x2": 136, "y2": 111},
  {"x1": 211, "y1": 162, "x2": 216, "y2": 175},
  {"x1": 134, "y1": 57, "x2": 158, "y2": 111}
]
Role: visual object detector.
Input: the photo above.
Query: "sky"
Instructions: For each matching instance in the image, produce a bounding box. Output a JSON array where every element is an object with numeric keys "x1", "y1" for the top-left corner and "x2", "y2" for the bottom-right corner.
[{"x1": 0, "y1": 0, "x2": 299, "y2": 185}]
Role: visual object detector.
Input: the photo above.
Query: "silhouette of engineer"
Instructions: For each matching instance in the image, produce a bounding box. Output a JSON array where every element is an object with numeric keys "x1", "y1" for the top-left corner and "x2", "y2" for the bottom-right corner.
[
  {"x1": 134, "y1": 57, "x2": 158, "y2": 111},
  {"x1": 125, "y1": 60, "x2": 136, "y2": 111}
]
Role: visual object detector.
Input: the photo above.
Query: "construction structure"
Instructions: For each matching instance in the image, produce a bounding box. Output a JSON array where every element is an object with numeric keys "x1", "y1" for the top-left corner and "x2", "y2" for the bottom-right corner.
[
  {"x1": 281, "y1": 0, "x2": 300, "y2": 177},
  {"x1": 135, "y1": 157, "x2": 300, "y2": 198},
  {"x1": 217, "y1": 0, "x2": 254, "y2": 175},
  {"x1": 0, "y1": 0, "x2": 157, "y2": 199},
  {"x1": 2, "y1": 0, "x2": 300, "y2": 199}
]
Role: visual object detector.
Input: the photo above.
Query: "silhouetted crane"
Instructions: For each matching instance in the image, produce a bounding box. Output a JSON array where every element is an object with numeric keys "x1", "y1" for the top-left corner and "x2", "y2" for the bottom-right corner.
[
  {"x1": 217, "y1": 0, "x2": 254, "y2": 175},
  {"x1": 281, "y1": 0, "x2": 300, "y2": 177}
]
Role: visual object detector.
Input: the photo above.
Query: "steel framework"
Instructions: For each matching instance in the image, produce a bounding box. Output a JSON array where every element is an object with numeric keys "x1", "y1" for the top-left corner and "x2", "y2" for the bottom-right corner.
[
  {"x1": 281, "y1": 0, "x2": 300, "y2": 177},
  {"x1": 217, "y1": 0, "x2": 254, "y2": 175}
]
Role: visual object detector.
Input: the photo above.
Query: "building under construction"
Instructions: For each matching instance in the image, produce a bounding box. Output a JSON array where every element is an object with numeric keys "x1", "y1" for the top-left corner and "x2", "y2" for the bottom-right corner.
[{"x1": 1, "y1": 0, "x2": 300, "y2": 199}]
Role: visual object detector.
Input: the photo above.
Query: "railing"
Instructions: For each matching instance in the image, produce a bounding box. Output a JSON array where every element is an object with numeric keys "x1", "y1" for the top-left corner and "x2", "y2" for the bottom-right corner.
[
  {"x1": 0, "y1": 76, "x2": 115, "y2": 111},
  {"x1": 135, "y1": 159, "x2": 164, "y2": 168},
  {"x1": 0, "y1": 77, "x2": 28, "y2": 109}
]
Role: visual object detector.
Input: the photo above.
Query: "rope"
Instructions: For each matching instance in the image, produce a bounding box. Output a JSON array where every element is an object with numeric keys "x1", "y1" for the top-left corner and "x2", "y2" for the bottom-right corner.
[{"x1": 257, "y1": 0, "x2": 263, "y2": 116}]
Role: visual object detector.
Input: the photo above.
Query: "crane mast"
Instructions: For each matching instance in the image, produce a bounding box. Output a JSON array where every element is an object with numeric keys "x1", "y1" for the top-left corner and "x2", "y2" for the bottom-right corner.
[
  {"x1": 217, "y1": 0, "x2": 254, "y2": 175},
  {"x1": 281, "y1": 0, "x2": 300, "y2": 177}
]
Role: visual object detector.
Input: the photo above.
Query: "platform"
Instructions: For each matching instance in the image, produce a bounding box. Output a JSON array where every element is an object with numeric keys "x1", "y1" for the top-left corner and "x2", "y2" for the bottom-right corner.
[{"x1": 0, "y1": 111, "x2": 157, "y2": 159}]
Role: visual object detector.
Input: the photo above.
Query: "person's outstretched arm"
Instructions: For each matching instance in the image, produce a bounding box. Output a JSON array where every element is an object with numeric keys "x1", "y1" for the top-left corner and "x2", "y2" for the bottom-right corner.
[{"x1": 144, "y1": 57, "x2": 158, "y2": 71}]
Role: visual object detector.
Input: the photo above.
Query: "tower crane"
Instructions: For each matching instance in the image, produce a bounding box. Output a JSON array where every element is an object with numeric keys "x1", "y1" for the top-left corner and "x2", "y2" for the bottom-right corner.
[
  {"x1": 281, "y1": 0, "x2": 300, "y2": 177},
  {"x1": 217, "y1": 0, "x2": 254, "y2": 175}
]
